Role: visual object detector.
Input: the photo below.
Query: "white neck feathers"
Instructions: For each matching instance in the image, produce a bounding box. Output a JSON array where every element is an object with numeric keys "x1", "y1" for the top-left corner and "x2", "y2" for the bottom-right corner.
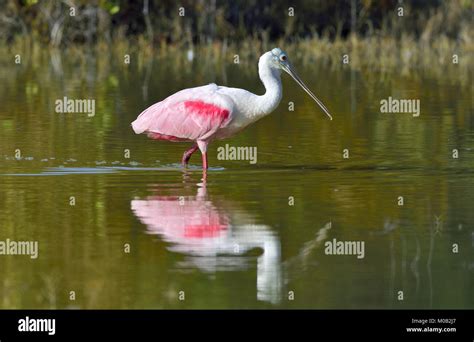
[{"x1": 252, "y1": 56, "x2": 283, "y2": 117}]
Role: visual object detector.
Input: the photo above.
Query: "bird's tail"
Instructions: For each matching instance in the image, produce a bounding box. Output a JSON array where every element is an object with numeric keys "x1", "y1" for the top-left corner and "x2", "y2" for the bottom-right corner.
[
  {"x1": 131, "y1": 109, "x2": 152, "y2": 134},
  {"x1": 131, "y1": 118, "x2": 145, "y2": 134}
]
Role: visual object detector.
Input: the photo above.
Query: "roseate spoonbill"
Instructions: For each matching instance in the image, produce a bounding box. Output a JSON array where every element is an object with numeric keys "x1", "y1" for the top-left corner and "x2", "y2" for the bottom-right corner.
[{"x1": 131, "y1": 48, "x2": 332, "y2": 170}]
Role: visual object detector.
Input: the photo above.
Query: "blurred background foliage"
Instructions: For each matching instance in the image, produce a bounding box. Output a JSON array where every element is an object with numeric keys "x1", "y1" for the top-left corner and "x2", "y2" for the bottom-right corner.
[{"x1": 0, "y1": 0, "x2": 472, "y2": 47}]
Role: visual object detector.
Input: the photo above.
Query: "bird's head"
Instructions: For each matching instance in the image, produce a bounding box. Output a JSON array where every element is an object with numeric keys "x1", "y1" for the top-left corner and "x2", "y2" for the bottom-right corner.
[{"x1": 263, "y1": 47, "x2": 332, "y2": 120}]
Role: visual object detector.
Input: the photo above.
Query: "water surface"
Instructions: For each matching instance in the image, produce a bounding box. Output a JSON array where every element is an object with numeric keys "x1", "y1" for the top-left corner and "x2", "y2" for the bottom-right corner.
[{"x1": 0, "y1": 50, "x2": 472, "y2": 308}]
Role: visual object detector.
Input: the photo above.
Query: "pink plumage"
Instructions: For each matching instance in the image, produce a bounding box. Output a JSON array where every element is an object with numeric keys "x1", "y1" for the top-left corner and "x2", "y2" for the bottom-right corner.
[{"x1": 132, "y1": 84, "x2": 234, "y2": 141}]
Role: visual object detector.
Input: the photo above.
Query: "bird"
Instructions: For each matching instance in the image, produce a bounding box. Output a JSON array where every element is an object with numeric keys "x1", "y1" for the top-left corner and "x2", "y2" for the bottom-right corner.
[{"x1": 131, "y1": 48, "x2": 332, "y2": 170}]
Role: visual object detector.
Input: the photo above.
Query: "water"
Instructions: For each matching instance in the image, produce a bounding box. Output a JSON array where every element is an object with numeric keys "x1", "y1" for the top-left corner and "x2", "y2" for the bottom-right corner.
[{"x1": 0, "y1": 51, "x2": 473, "y2": 309}]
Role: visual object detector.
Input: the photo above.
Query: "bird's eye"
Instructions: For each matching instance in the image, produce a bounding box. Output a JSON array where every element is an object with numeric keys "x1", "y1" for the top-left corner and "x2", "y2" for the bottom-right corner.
[{"x1": 280, "y1": 55, "x2": 287, "y2": 61}]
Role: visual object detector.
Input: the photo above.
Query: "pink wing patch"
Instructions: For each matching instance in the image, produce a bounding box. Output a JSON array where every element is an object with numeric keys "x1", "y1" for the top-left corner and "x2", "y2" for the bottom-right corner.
[
  {"x1": 184, "y1": 101, "x2": 230, "y2": 123},
  {"x1": 147, "y1": 132, "x2": 188, "y2": 142},
  {"x1": 132, "y1": 85, "x2": 233, "y2": 141}
]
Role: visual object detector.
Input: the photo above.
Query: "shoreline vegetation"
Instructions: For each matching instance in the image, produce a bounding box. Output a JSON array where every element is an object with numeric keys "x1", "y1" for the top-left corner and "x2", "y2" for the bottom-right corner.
[{"x1": 0, "y1": 1, "x2": 472, "y2": 74}]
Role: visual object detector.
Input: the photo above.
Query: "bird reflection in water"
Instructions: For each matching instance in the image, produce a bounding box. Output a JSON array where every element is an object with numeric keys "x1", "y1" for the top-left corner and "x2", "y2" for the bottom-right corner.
[{"x1": 131, "y1": 175, "x2": 282, "y2": 304}]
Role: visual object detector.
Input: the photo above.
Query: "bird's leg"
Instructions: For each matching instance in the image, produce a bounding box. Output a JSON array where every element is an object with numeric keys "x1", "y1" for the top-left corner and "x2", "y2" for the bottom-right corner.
[
  {"x1": 202, "y1": 152, "x2": 208, "y2": 170},
  {"x1": 197, "y1": 140, "x2": 209, "y2": 170},
  {"x1": 182, "y1": 144, "x2": 198, "y2": 167}
]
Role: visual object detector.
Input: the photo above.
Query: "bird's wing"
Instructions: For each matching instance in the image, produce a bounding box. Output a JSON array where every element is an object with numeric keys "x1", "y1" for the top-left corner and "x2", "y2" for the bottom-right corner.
[{"x1": 131, "y1": 84, "x2": 234, "y2": 141}]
